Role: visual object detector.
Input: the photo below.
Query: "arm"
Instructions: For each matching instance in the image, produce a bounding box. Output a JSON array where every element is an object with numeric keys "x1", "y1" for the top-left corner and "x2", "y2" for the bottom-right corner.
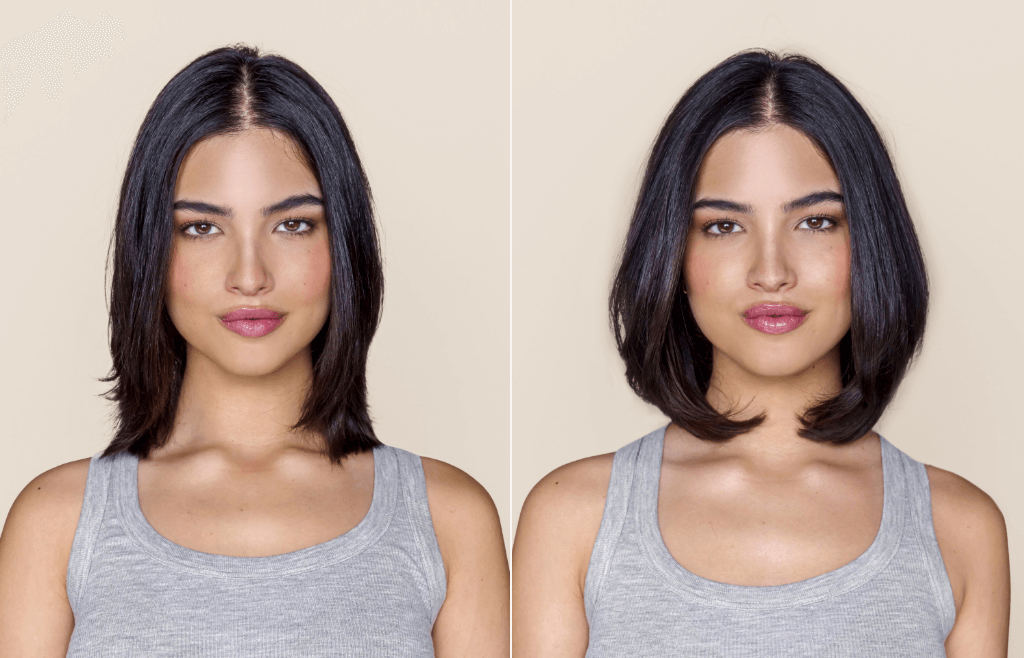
[
  {"x1": 511, "y1": 455, "x2": 613, "y2": 658},
  {"x1": 422, "y1": 458, "x2": 510, "y2": 657},
  {"x1": 0, "y1": 459, "x2": 90, "y2": 657},
  {"x1": 927, "y1": 465, "x2": 1011, "y2": 657}
]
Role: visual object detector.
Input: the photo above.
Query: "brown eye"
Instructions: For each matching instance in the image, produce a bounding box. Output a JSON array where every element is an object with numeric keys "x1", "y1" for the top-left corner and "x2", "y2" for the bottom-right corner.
[
  {"x1": 798, "y1": 216, "x2": 836, "y2": 231},
  {"x1": 182, "y1": 222, "x2": 221, "y2": 237},
  {"x1": 706, "y1": 220, "x2": 741, "y2": 235},
  {"x1": 275, "y1": 219, "x2": 312, "y2": 233}
]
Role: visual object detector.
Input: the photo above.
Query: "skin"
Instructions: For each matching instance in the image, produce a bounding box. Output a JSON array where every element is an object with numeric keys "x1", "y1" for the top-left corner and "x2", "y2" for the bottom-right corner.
[
  {"x1": 0, "y1": 128, "x2": 509, "y2": 656},
  {"x1": 512, "y1": 125, "x2": 1010, "y2": 657}
]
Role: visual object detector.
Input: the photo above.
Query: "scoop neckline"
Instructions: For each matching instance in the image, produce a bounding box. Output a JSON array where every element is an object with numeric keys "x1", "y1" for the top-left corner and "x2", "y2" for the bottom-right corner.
[
  {"x1": 113, "y1": 444, "x2": 397, "y2": 577},
  {"x1": 637, "y1": 425, "x2": 906, "y2": 609}
]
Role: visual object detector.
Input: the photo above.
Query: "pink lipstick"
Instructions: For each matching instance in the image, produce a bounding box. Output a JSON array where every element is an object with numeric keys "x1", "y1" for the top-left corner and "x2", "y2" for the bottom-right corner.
[
  {"x1": 220, "y1": 308, "x2": 283, "y2": 338},
  {"x1": 743, "y1": 304, "x2": 807, "y2": 335}
]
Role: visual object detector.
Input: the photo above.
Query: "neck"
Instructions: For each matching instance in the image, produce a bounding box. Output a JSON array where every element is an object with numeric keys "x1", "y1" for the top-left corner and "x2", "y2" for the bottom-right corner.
[
  {"x1": 160, "y1": 345, "x2": 323, "y2": 462},
  {"x1": 700, "y1": 345, "x2": 852, "y2": 462}
]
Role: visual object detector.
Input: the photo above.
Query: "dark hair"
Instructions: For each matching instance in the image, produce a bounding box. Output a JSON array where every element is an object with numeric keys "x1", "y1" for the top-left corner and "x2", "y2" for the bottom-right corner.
[
  {"x1": 609, "y1": 49, "x2": 928, "y2": 445},
  {"x1": 102, "y1": 44, "x2": 384, "y2": 463}
]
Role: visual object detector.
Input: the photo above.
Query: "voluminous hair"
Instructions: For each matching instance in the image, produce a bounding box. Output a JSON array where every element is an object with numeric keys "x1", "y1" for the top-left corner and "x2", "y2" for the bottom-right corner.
[
  {"x1": 102, "y1": 44, "x2": 384, "y2": 463},
  {"x1": 609, "y1": 49, "x2": 928, "y2": 445}
]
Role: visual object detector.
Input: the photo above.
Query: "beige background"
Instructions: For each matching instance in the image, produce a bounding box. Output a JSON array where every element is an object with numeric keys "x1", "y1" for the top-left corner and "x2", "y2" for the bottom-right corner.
[
  {"x1": 0, "y1": 1, "x2": 510, "y2": 554},
  {"x1": 511, "y1": 0, "x2": 1023, "y2": 648}
]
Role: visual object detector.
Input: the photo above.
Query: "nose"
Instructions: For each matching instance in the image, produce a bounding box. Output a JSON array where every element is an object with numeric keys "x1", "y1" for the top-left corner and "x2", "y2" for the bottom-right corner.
[
  {"x1": 747, "y1": 230, "x2": 794, "y2": 293},
  {"x1": 225, "y1": 234, "x2": 273, "y2": 297}
]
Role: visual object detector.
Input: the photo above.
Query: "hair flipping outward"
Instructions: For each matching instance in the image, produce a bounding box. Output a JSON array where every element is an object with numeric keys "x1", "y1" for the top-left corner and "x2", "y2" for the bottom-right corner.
[
  {"x1": 103, "y1": 45, "x2": 384, "y2": 463},
  {"x1": 609, "y1": 49, "x2": 929, "y2": 445}
]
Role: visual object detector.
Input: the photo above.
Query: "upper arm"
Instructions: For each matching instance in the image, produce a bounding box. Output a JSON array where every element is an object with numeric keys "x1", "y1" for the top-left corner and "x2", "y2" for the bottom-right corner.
[
  {"x1": 421, "y1": 458, "x2": 509, "y2": 658},
  {"x1": 511, "y1": 454, "x2": 613, "y2": 658},
  {"x1": 926, "y1": 464, "x2": 1010, "y2": 658},
  {"x1": 0, "y1": 459, "x2": 90, "y2": 657}
]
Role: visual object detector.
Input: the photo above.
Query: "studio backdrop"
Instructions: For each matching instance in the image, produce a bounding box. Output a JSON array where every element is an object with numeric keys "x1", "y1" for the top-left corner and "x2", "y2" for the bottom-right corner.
[
  {"x1": 510, "y1": 0, "x2": 1023, "y2": 649},
  {"x1": 0, "y1": 1, "x2": 511, "y2": 553}
]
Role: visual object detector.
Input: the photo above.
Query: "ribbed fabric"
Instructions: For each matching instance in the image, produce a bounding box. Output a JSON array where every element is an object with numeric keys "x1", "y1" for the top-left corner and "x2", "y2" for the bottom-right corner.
[
  {"x1": 583, "y1": 426, "x2": 956, "y2": 657},
  {"x1": 65, "y1": 444, "x2": 446, "y2": 657}
]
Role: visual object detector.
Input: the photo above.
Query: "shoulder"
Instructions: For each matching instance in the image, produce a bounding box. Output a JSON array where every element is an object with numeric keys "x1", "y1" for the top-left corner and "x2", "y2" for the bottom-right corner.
[
  {"x1": 924, "y1": 464, "x2": 1009, "y2": 611},
  {"x1": 2, "y1": 457, "x2": 92, "y2": 558},
  {"x1": 513, "y1": 453, "x2": 616, "y2": 590},
  {"x1": 419, "y1": 458, "x2": 510, "y2": 656},
  {"x1": 520, "y1": 452, "x2": 616, "y2": 527},
  {"x1": 419, "y1": 457, "x2": 506, "y2": 570},
  {"x1": 0, "y1": 457, "x2": 92, "y2": 645},
  {"x1": 420, "y1": 457, "x2": 500, "y2": 526}
]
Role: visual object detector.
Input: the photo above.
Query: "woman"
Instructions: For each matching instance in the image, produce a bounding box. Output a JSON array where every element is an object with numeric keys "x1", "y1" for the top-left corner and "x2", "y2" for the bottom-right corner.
[
  {"x1": 512, "y1": 50, "x2": 1009, "y2": 656},
  {"x1": 0, "y1": 45, "x2": 508, "y2": 656}
]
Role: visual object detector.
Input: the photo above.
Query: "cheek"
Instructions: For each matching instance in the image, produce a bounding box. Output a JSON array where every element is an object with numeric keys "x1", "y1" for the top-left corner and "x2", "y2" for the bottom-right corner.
[
  {"x1": 685, "y1": 250, "x2": 712, "y2": 294},
  {"x1": 166, "y1": 248, "x2": 198, "y2": 315},
  {"x1": 685, "y1": 243, "x2": 739, "y2": 299},
  {"x1": 303, "y1": 241, "x2": 333, "y2": 305},
  {"x1": 822, "y1": 241, "x2": 852, "y2": 302}
]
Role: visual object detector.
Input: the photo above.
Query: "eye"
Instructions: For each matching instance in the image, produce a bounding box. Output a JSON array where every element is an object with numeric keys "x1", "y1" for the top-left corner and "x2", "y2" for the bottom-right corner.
[
  {"x1": 181, "y1": 222, "x2": 222, "y2": 237},
  {"x1": 704, "y1": 220, "x2": 743, "y2": 236},
  {"x1": 274, "y1": 219, "x2": 314, "y2": 234},
  {"x1": 797, "y1": 216, "x2": 837, "y2": 231}
]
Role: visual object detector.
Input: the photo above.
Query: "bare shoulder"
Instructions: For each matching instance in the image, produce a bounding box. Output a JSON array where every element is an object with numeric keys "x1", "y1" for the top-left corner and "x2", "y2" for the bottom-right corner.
[
  {"x1": 420, "y1": 458, "x2": 509, "y2": 657},
  {"x1": 924, "y1": 464, "x2": 1009, "y2": 610},
  {"x1": 925, "y1": 464, "x2": 1006, "y2": 544},
  {"x1": 420, "y1": 457, "x2": 501, "y2": 527},
  {"x1": 2, "y1": 457, "x2": 92, "y2": 554},
  {"x1": 420, "y1": 457, "x2": 506, "y2": 566},
  {"x1": 510, "y1": 453, "x2": 616, "y2": 657},
  {"x1": 0, "y1": 457, "x2": 92, "y2": 654},
  {"x1": 520, "y1": 452, "x2": 615, "y2": 526},
  {"x1": 513, "y1": 453, "x2": 615, "y2": 587}
]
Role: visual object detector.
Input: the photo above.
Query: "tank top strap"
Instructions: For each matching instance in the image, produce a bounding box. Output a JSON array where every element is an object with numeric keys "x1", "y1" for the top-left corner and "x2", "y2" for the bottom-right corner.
[
  {"x1": 883, "y1": 437, "x2": 957, "y2": 635},
  {"x1": 66, "y1": 451, "x2": 117, "y2": 615},
  {"x1": 583, "y1": 426, "x2": 665, "y2": 622},
  {"x1": 389, "y1": 446, "x2": 448, "y2": 624}
]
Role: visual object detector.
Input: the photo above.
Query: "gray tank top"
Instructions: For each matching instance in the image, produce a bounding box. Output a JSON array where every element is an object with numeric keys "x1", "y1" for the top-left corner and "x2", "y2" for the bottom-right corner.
[
  {"x1": 65, "y1": 444, "x2": 446, "y2": 657},
  {"x1": 584, "y1": 426, "x2": 956, "y2": 657}
]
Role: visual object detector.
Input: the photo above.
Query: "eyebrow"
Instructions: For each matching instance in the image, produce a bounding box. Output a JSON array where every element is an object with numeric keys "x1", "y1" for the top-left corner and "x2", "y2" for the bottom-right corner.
[
  {"x1": 172, "y1": 193, "x2": 324, "y2": 218},
  {"x1": 691, "y1": 190, "x2": 844, "y2": 214},
  {"x1": 782, "y1": 190, "x2": 844, "y2": 213}
]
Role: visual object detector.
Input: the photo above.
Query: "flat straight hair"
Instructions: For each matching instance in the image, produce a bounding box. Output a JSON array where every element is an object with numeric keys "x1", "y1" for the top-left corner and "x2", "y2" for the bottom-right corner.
[
  {"x1": 610, "y1": 49, "x2": 929, "y2": 445},
  {"x1": 103, "y1": 45, "x2": 384, "y2": 463}
]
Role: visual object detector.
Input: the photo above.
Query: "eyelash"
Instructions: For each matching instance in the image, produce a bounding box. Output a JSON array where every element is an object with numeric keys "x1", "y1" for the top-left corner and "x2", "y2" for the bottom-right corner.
[
  {"x1": 699, "y1": 216, "x2": 838, "y2": 238},
  {"x1": 178, "y1": 219, "x2": 318, "y2": 240}
]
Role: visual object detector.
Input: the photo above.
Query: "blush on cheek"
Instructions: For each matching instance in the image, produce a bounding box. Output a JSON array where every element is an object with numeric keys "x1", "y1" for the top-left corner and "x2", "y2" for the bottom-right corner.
[
  {"x1": 831, "y1": 245, "x2": 852, "y2": 301},
  {"x1": 303, "y1": 242, "x2": 333, "y2": 301},
  {"x1": 167, "y1": 250, "x2": 195, "y2": 304},
  {"x1": 685, "y1": 251, "x2": 712, "y2": 294}
]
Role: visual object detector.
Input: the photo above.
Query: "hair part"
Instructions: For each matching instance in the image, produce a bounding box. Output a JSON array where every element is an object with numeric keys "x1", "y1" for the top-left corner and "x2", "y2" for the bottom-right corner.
[
  {"x1": 609, "y1": 49, "x2": 929, "y2": 445},
  {"x1": 103, "y1": 44, "x2": 384, "y2": 463}
]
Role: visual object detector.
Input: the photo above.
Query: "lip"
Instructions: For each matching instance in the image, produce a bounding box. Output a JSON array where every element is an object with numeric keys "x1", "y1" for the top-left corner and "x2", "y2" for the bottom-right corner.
[
  {"x1": 743, "y1": 304, "x2": 807, "y2": 335},
  {"x1": 220, "y1": 307, "x2": 284, "y2": 338}
]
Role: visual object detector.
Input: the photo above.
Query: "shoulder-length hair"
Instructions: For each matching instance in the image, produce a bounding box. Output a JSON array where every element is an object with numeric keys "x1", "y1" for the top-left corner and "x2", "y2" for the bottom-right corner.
[
  {"x1": 609, "y1": 49, "x2": 928, "y2": 445},
  {"x1": 102, "y1": 44, "x2": 383, "y2": 463}
]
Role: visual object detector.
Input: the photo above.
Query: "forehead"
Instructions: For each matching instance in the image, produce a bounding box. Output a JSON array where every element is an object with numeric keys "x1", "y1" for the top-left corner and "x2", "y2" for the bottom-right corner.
[
  {"x1": 174, "y1": 128, "x2": 320, "y2": 202},
  {"x1": 694, "y1": 125, "x2": 839, "y2": 204}
]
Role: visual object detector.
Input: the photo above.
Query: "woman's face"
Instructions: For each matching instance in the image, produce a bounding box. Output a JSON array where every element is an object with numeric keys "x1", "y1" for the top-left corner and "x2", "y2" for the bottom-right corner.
[
  {"x1": 167, "y1": 128, "x2": 332, "y2": 379},
  {"x1": 683, "y1": 124, "x2": 852, "y2": 380}
]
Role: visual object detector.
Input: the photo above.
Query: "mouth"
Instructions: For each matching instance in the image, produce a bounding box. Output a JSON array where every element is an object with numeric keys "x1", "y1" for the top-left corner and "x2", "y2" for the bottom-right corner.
[
  {"x1": 220, "y1": 308, "x2": 284, "y2": 338},
  {"x1": 743, "y1": 304, "x2": 807, "y2": 335}
]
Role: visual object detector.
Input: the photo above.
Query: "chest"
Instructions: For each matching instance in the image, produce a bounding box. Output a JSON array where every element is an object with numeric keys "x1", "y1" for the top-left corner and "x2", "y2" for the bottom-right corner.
[
  {"x1": 135, "y1": 460, "x2": 374, "y2": 557},
  {"x1": 656, "y1": 467, "x2": 883, "y2": 586}
]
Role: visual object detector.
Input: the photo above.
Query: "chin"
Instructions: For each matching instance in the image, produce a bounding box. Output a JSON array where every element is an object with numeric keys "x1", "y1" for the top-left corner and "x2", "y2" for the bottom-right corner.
[
  {"x1": 190, "y1": 340, "x2": 309, "y2": 379},
  {"x1": 732, "y1": 348, "x2": 830, "y2": 380},
  {"x1": 216, "y1": 355, "x2": 299, "y2": 379}
]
